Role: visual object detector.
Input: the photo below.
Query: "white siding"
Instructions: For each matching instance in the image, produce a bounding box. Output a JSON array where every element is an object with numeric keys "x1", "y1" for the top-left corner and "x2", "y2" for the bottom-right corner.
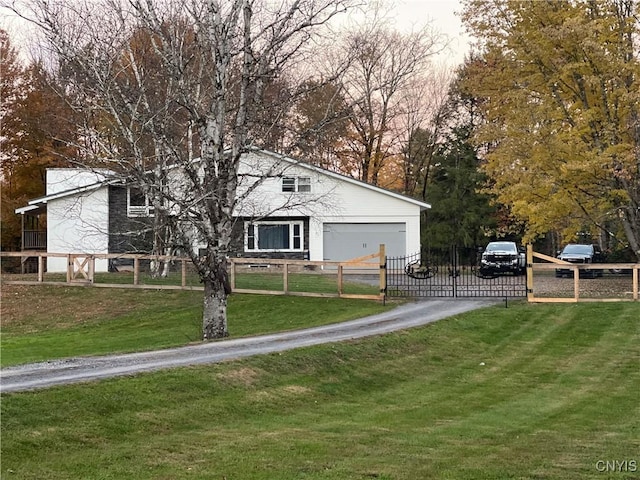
[
  {"x1": 235, "y1": 153, "x2": 329, "y2": 217},
  {"x1": 236, "y1": 152, "x2": 423, "y2": 218},
  {"x1": 46, "y1": 169, "x2": 110, "y2": 195},
  {"x1": 236, "y1": 152, "x2": 424, "y2": 261},
  {"x1": 39, "y1": 152, "x2": 425, "y2": 269},
  {"x1": 310, "y1": 182, "x2": 422, "y2": 261},
  {"x1": 47, "y1": 186, "x2": 110, "y2": 272}
]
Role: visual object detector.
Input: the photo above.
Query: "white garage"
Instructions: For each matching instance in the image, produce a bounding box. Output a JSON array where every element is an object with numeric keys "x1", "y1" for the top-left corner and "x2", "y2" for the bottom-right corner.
[
  {"x1": 322, "y1": 223, "x2": 406, "y2": 261},
  {"x1": 232, "y1": 150, "x2": 430, "y2": 263}
]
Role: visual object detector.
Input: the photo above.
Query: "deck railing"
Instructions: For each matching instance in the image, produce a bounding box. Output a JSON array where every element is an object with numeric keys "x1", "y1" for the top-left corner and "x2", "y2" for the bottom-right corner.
[{"x1": 22, "y1": 230, "x2": 47, "y2": 250}]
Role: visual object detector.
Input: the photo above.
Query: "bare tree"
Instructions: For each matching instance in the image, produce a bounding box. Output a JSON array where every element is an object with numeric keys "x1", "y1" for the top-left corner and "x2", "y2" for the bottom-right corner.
[
  {"x1": 286, "y1": 79, "x2": 352, "y2": 170},
  {"x1": 335, "y1": 10, "x2": 447, "y2": 185},
  {"x1": 398, "y1": 65, "x2": 453, "y2": 198},
  {"x1": 13, "y1": 0, "x2": 358, "y2": 339}
]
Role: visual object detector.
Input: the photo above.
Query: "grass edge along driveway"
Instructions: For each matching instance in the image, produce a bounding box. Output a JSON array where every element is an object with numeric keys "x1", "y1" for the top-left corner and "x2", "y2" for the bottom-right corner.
[
  {"x1": 0, "y1": 299, "x2": 494, "y2": 392},
  {"x1": 2, "y1": 302, "x2": 639, "y2": 479},
  {"x1": 0, "y1": 284, "x2": 393, "y2": 367}
]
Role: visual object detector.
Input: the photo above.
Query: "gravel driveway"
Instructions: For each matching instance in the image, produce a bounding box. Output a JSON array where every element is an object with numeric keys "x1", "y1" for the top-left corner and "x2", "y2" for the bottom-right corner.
[{"x1": 1, "y1": 299, "x2": 496, "y2": 393}]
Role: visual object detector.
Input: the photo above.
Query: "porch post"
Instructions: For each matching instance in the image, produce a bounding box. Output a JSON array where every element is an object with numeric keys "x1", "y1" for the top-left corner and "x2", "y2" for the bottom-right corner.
[
  {"x1": 20, "y1": 214, "x2": 25, "y2": 274},
  {"x1": 21, "y1": 213, "x2": 25, "y2": 251}
]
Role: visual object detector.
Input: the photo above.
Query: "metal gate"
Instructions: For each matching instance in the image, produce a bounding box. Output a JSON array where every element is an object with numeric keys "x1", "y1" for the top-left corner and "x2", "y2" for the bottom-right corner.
[{"x1": 386, "y1": 246, "x2": 527, "y2": 298}]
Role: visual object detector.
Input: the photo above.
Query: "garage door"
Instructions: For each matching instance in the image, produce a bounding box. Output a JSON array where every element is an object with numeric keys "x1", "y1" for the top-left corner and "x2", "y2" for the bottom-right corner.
[{"x1": 323, "y1": 223, "x2": 406, "y2": 261}]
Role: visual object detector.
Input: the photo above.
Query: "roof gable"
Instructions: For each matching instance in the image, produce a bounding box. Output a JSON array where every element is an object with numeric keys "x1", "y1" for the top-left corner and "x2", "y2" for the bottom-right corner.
[
  {"x1": 15, "y1": 181, "x2": 112, "y2": 215},
  {"x1": 250, "y1": 148, "x2": 431, "y2": 210}
]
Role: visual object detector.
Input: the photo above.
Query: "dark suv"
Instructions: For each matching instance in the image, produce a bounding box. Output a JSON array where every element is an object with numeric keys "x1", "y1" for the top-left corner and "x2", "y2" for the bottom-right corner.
[
  {"x1": 479, "y1": 241, "x2": 526, "y2": 277},
  {"x1": 555, "y1": 244, "x2": 604, "y2": 278}
]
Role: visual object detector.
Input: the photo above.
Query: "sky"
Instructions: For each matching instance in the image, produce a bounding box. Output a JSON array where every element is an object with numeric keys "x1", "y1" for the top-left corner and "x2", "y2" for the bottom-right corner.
[
  {"x1": 390, "y1": 0, "x2": 471, "y2": 65},
  {"x1": 1, "y1": 0, "x2": 470, "y2": 66}
]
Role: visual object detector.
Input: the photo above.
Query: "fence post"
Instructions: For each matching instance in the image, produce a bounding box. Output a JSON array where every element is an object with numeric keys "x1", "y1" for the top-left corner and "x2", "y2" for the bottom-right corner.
[
  {"x1": 633, "y1": 267, "x2": 638, "y2": 301},
  {"x1": 229, "y1": 258, "x2": 236, "y2": 291},
  {"x1": 88, "y1": 256, "x2": 95, "y2": 283},
  {"x1": 38, "y1": 254, "x2": 44, "y2": 282},
  {"x1": 181, "y1": 259, "x2": 187, "y2": 287},
  {"x1": 338, "y1": 264, "x2": 343, "y2": 295},
  {"x1": 283, "y1": 262, "x2": 289, "y2": 294},
  {"x1": 66, "y1": 254, "x2": 72, "y2": 283},
  {"x1": 526, "y1": 244, "x2": 533, "y2": 302},
  {"x1": 379, "y1": 244, "x2": 386, "y2": 301},
  {"x1": 133, "y1": 258, "x2": 140, "y2": 285}
]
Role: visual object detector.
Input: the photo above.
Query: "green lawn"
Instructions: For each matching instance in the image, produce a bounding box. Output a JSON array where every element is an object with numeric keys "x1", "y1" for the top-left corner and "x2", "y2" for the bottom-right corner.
[
  {"x1": 2, "y1": 302, "x2": 638, "y2": 479},
  {"x1": 0, "y1": 284, "x2": 390, "y2": 366}
]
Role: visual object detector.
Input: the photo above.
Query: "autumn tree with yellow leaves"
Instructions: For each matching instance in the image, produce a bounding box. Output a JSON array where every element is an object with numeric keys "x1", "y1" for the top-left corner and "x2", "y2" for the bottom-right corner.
[{"x1": 461, "y1": 0, "x2": 640, "y2": 259}]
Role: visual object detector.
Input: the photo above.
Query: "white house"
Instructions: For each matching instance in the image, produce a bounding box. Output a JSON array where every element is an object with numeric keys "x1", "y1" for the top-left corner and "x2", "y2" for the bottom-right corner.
[{"x1": 16, "y1": 149, "x2": 430, "y2": 271}]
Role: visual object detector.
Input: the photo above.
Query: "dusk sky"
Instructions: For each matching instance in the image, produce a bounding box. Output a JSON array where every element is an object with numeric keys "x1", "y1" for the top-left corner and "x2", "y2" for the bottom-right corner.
[
  {"x1": 1, "y1": 0, "x2": 471, "y2": 66},
  {"x1": 394, "y1": 0, "x2": 471, "y2": 65}
]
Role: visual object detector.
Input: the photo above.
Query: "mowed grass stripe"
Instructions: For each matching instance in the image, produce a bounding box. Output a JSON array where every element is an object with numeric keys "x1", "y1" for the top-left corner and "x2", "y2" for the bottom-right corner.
[{"x1": 2, "y1": 302, "x2": 638, "y2": 479}]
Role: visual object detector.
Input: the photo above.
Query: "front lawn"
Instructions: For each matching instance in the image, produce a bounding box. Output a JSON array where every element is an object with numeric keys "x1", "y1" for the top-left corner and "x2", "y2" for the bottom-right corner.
[
  {"x1": 2, "y1": 302, "x2": 638, "y2": 479},
  {"x1": 0, "y1": 284, "x2": 391, "y2": 366}
]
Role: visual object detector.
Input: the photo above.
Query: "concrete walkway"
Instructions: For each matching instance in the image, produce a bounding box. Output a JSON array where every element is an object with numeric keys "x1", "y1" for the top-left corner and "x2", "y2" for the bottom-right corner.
[{"x1": 1, "y1": 299, "x2": 496, "y2": 393}]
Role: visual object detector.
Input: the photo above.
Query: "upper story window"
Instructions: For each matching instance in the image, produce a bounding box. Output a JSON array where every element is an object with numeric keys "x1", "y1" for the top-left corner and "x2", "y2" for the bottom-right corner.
[
  {"x1": 282, "y1": 176, "x2": 311, "y2": 193},
  {"x1": 127, "y1": 187, "x2": 154, "y2": 217}
]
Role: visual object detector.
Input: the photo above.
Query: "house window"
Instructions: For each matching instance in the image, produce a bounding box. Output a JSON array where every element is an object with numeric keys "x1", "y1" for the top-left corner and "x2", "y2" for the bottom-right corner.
[
  {"x1": 127, "y1": 187, "x2": 154, "y2": 217},
  {"x1": 282, "y1": 177, "x2": 296, "y2": 192},
  {"x1": 297, "y1": 177, "x2": 311, "y2": 192},
  {"x1": 282, "y1": 177, "x2": 311, "y2": 193},
  {"x1": 245, "y1": 221, "x2": 304, "y2": 252}
]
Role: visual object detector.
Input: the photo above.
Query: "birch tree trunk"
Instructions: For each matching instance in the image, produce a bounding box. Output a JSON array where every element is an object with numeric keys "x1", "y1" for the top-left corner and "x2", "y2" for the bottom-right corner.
[{"x1": 202, "y1": 276, "x2": 229, "y2": 339}]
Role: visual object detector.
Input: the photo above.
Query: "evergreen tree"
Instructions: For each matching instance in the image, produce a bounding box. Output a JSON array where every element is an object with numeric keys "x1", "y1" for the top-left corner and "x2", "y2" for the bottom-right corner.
[{"x1": 422, "y1": 125, "x2": 497, "y2": 255}]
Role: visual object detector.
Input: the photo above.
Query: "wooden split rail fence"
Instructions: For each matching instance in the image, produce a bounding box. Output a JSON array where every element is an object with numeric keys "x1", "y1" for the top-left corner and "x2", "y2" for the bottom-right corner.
[
  {"x1": 3, "y1": 245, "x2": 639, "y2": 302},
  {"x1": 526, "y1": 245, "x2": 639, "y2": 302},
  {"x1": 0, "y1": 247, "x2": 387, "y2": 301}
]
